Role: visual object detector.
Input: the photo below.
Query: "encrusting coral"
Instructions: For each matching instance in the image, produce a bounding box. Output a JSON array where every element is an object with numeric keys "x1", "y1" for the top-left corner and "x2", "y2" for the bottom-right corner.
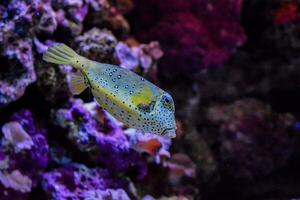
[{"x1": 42, "y1": 163, "x2": 131, "y2": 200}]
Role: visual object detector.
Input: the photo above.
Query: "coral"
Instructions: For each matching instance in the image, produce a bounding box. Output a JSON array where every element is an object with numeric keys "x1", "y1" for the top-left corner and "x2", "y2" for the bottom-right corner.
[
  {"x1": 164, "y1": 153, "x2": 196, "y2": 186},
  {"x1": 0, "y1": 170, "x2": 32, "y2": 193},
  {"x1": 34, "y1": 3, "x2": 58, "y2": 35},
  {"x1": 125, "y1": 128, "x2": 171, "y2": 164},
  {"x1": 52, "y1": 99, "x2": 147, "y2": 178},
  {"x1": 36, "y1": 61, "x2": 72, "y2": 106},
  {"x1": 115, "y1": 40, "x2": 163, "y2": 75},
  {"x1": 143, "y1": 195, "x2": 190, "y2": 200},
  {"x1": 55, "y1": 9, "x2": 83, "y2": 36},
  {"x1": 0, "y1": 39, "x2": 36, "y2": 106},
  {"x1": 7, "y1": 110, "x2": 49, "y2": 176},
  {"x1": 274, "y1": 1, "x2": 299, "y2": 25},
  {"x1": 0, "y1": 0, "x2": 179, "y2": 199},
  {"x1": 85, "y1": 0, "x2": 110, "y2": 12},
  {"x1": 130, "y1": 0, "x2": 246, "y2": 78},
  {"x1": 33, "y1": 39, "x2": 72, "y2": 106},
  {"x1": 0, "y1": 0, "x2": 59, "y2": 106},
  {"x1": 206, "y1": 99, "x2": 295, "y2": 180},
  {"x1": 115, "y1": 42, "x2": 139, "y2": 70},
  {"x1": 75, "y1": 28, "x2": 117, "y2": 61},
  {"x1": 82, "y1": 188, "x2": 131, "y2": 200},
  {"x1": 42, "y1": 163, "x2": 130, "y2": 200},
  {"x1": 2, "y1": 122, "x2": 34, "y2": 152},
  {"x1": 0, "y1": 110, "x2": 49, "y2": 199},
  {"x1": 170, "y1": 85, "x2": 219, "y2": 187},
  {"x1": 84, "y1": 0, "x2": 130, "y2": 34}
]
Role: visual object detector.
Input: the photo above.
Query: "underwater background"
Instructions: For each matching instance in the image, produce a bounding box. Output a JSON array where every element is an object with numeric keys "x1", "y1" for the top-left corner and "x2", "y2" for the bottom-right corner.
[{"x1": 0, "y1": 0, "x2": 300, "y2": 199}]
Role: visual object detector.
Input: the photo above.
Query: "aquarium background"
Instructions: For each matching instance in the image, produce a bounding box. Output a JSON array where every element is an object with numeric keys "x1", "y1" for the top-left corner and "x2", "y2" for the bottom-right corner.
[{"x1": 0, "y1": 0, "x2": 300, "y2": 199}]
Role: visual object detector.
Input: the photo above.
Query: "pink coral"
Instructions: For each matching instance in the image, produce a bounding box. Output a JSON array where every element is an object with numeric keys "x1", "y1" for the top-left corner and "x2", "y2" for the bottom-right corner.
[{"x1": 131, "y1": 0, "x2": 246, "y2": 77}]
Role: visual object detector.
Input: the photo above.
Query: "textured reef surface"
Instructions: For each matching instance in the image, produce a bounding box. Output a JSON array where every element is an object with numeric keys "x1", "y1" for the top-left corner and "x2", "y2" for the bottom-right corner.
[{"x1": 1, "y1": 0, "x2": 300, "y2": 199}]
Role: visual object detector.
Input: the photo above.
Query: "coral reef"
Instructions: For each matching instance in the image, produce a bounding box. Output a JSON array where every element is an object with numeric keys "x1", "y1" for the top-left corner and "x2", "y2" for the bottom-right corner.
[{"x1": 1, "y1": 0, "x2": 300, "y2": 199}]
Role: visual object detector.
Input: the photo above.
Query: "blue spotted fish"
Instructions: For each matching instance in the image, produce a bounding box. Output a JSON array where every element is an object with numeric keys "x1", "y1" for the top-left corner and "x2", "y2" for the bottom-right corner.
[{"x1": 43, "y1": 43, "x2": 176, "y2": 138}]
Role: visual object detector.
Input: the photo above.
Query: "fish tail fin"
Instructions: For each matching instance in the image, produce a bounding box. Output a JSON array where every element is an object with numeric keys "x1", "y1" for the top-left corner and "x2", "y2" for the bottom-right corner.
[{"x1": 43, "y1": 43, "x2": 80, "y2": 66}]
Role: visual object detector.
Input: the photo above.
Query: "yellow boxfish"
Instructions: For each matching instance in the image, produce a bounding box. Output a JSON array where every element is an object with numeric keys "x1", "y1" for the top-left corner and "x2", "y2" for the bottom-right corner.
[{"x1": 43, "y1": 43, "x2": 176, "y2": 138}]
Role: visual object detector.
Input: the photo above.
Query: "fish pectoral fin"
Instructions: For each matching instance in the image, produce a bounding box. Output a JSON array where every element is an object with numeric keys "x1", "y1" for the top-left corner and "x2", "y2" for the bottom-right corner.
[{"x1": 70, "y1": 73, "x2": 87, "y2": 95}]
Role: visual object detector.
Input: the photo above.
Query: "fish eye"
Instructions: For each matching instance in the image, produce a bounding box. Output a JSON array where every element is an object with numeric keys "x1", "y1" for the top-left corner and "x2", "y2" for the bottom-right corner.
[
  {"x1": 165, "y1": 97, "x2": 170, "y2": 103},
  {"x1": 162, "y1": 94, "x2": 173, "y2": 105}
]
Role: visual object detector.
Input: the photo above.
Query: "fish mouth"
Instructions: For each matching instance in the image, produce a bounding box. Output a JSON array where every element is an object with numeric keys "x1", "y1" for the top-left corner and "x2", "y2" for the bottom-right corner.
[{"x1": 162, "y1": 128, "x2": 176, "y2": 139}]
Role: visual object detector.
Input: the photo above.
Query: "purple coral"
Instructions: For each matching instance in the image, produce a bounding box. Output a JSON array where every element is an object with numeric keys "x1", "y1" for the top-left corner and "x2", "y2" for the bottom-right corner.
[
  {"x1": 0, "y1": 0, "x2": 63, "y2": 106},
  {"x1": 42, "y1": 163, "x2": 130, "y2": 200},
  {"x1": 0, "y1": 110, "x2": 49, "y2": 199},
  {"x1": 115, "y1": 41, "x2": 163, "y2": 71},
  {"x1": 52, "y1": 99, "x2": 147, "y2": 178},
  {"x1": 115, "y1": 42, "x2": 139, "y2": 70},
  {"x1": 34, "y1": 2, "x2": 58, "y2": 34},
  {"x1": 2, "y1": 122, "x2": 34, "y2": 152},
  {"x1": 8, "y1": 110, "x2": 49, "y2": 175}
]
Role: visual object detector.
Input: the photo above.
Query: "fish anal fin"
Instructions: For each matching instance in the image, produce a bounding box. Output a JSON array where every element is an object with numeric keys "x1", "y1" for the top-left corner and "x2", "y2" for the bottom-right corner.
[{"x1": 70, "y1": 73, "x2": 87, "y2": 95}]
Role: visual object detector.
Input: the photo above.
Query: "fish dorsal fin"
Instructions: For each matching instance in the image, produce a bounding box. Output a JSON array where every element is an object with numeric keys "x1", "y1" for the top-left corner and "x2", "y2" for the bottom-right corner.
[
  {"x1": 131, "y1": 85, "x2": 154, "y2": 111},
  {"x1": 70, "y1": 73, "x2": 87, "y2": 95}
]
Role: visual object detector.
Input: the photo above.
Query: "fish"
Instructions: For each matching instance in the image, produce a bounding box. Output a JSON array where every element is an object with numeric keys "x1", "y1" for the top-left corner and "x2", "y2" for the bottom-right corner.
[{"x1": 43, "y1": 43, "x2": 176, "y2": 138}]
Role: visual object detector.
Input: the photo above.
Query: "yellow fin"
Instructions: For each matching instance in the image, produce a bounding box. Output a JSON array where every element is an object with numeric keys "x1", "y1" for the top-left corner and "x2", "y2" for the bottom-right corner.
[
  {"x1": 43, "y1": 43, "x2": 79, "y2": 65},
  {"x1": 70, "y1": 73, "x2": 87, "y2": 95},
  {"x1": 131, "y1": 85, "x2": 153, "y2": 107}
]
